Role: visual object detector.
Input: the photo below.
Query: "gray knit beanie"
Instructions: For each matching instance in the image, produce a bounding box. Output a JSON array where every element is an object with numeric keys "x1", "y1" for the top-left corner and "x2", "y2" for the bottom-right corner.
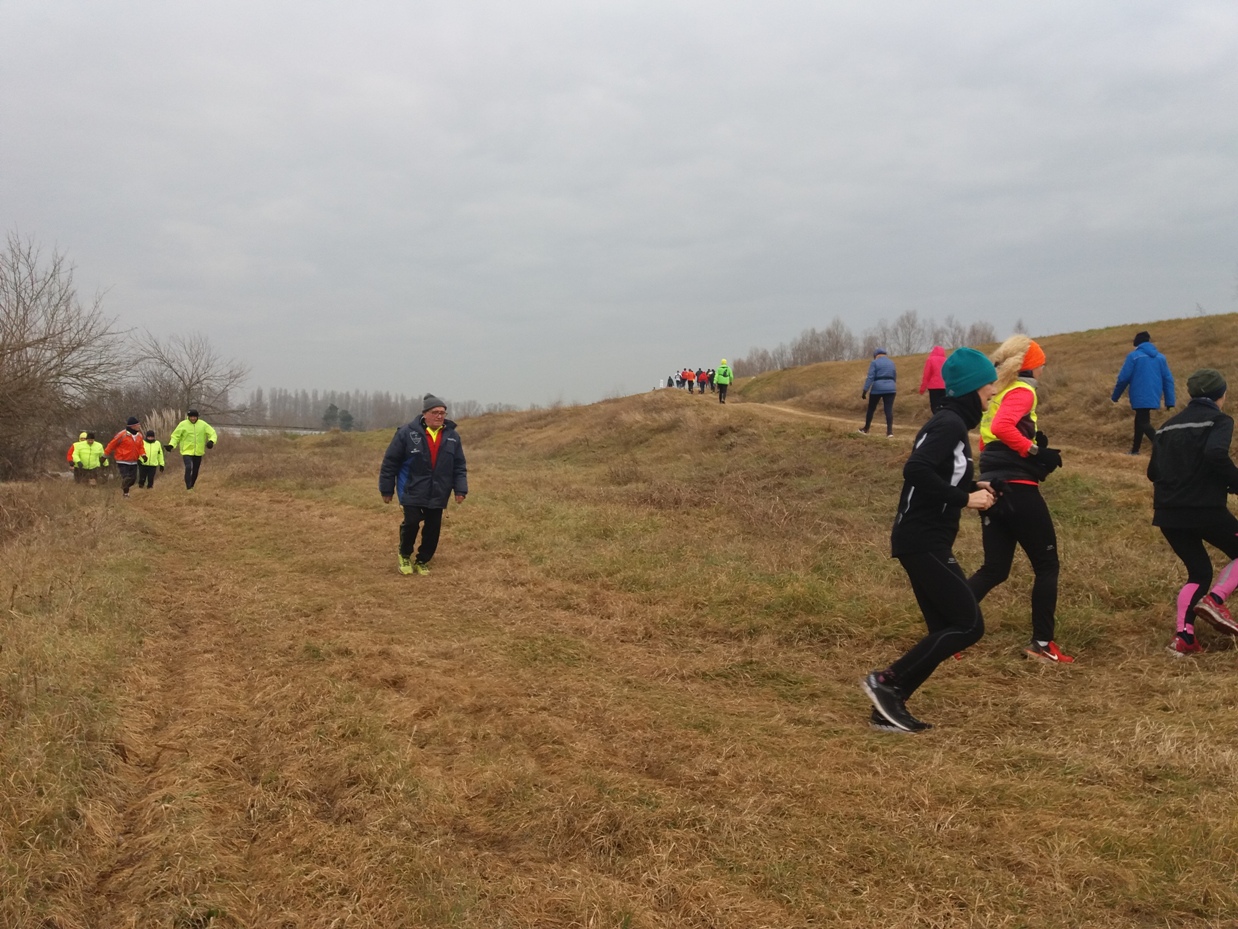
[{"x1": 422, "y1": 393, "x2": 447, "y2": 413}]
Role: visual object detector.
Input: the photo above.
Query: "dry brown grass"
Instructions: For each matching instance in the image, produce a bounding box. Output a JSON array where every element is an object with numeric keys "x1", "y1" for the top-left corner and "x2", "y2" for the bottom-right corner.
[{"x1": 4, "y1": 341, "x2": 1238, "y2": 927}]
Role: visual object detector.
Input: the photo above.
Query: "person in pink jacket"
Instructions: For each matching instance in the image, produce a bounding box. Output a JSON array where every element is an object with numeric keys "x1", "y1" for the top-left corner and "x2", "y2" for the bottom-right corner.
[{"x1": 919, "y1": 345, "x2": 947, "y2": 413}]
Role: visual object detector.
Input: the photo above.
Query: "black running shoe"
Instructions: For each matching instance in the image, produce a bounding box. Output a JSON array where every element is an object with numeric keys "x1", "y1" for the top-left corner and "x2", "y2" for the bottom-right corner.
[
  {"x1": 869, "y1": 708, "x2": 932, "y2": 733},
  {"x1": 862, "y1": 672, "x2": 928, "y2": 732}
]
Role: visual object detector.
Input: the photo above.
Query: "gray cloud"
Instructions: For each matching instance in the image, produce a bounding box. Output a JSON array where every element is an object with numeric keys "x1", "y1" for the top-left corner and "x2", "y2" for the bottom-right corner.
[{"x1": 3, "y1": 0, "x2": 1236, "y2": 406}]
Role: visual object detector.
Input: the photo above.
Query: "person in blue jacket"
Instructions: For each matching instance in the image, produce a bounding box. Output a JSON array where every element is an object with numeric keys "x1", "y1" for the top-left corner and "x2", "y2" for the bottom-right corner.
[
  {"x1": 859, "y1": 348, "x2": 898, "y2": 437},
  {"x1": 379, "y1": 394, "x2": 468, "y2": 576},
  {"x1": 1111, "y1": 331, "x2": 1176, "y2": 454}
]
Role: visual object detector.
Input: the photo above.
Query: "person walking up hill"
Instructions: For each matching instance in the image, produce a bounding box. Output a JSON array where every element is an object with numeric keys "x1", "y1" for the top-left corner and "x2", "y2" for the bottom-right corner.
[
  {"x1": 715, "y1": 359, "x2": 733, "y2": 404},
  {"x1": 861, "y1": 347, "x2": 998, "y2": 732},
  {"x1": 1112, "y1": 331, "x2": 1175, "y2": 454},
  {"x1": 966, "y1": 336, "x2": 1073, "y2": 663},
  {"x1": 919, "y1": 345, "x2": 947, "y2": 413},
  {"x1": 859, "y1": 348, "x2": 897, "y2": 437},
  {"x1": 1147, "y1": 369, "x2": 1238, "y2": 656}
]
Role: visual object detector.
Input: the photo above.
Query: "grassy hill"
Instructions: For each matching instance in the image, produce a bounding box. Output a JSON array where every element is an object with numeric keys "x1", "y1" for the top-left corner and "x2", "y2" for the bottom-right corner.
[
  {"x1": 4, "y1": 316, "x2": 1238, "y2": 927},
  {"x1": 735, "y1": 312, "x2": 1238, "y2": 449}
]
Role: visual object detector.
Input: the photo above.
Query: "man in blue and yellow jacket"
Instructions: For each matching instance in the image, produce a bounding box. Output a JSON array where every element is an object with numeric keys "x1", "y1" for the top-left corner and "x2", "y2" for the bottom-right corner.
[
  {"x1": 166, "y1": 409, "x2": 218, "y2": 490},
  {"x1": 378, "y1": 394, "x2": 468, "y2": 576}
]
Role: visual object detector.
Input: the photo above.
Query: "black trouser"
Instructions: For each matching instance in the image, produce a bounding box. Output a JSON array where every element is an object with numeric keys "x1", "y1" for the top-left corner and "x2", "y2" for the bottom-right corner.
[
  {"x1": 863, "y1": 393, "x2": 895, "y2": 434},
  {"x1": 1131, "y1": 408, "x2": 1153, "y2": 453},
  {"x1": 116, "y1": 463, "x2": 138, "y2": 494},
  {"x1": 968, "y1": 482, "x2": 1060, "y2": 643},
  {"x1": 928, "y1": 388, "x2": 946, "y2": 413},
  {"x1": 183, "y1": 455, "x2": 204, "y2": 489},
  {"x1": 400, "y1": 505, "x2": 444, "y2": 563},
  {"x1": 1160, "y1": 517, "x2": 1238, "y2": 614},
  {"x1": 718, "y1": 383, "x2": 728, "y2": 403},
  {"x1": 887, "y1": 550, "x2": 985, "y2": 698},
  {"x1": 138, "y1": 464, "x2": 158, "y2": 488}
]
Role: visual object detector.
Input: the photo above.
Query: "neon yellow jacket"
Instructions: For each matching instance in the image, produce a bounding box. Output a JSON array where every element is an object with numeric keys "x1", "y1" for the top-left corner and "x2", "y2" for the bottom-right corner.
[
  {"x1": 168, "y1": 418, "x2": 218, "y2": 455},
  {"x1": 72, "y1": 440, "x2": 107, "y2": 470},
  {"x1": 141, "y1": 440, "x2": 166, "y2": 467}
]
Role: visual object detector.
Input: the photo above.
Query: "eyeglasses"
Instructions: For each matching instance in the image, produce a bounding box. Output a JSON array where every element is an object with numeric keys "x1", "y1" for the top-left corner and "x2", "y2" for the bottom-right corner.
[{"x1": 425, "y1": 409, "x2": 446, "y2": 415}]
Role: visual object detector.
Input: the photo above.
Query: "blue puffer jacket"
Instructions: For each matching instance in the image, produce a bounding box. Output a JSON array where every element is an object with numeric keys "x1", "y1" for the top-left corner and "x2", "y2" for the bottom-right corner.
[
  {"x1": 379, "y1": 417, "x2": 468, "y2": 507},
  {"x1": 863, "y1": 355, "x2": 897, "y2": 395},
  {"x1": 1112, "y1": 342, "x2": 1176, "y2": 409}
]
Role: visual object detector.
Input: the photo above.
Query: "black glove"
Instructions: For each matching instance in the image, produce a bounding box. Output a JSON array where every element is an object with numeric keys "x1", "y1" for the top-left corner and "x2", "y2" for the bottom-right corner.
[
  {"x1": 74, "y1": 463, "x2": 82, "y2": 469},
  {"x1": 205, "y1": 440, "x2": 214, "y2": 449},
  {"x1": 1034, "y1": 430, "x2": 1049, "y2": 449},
  {"x1": 861, "y1": 391, "x2": 867, "y2": 400},
  {"x1": 164, "y1": 444, "x2": 174, "y2": 452},
  {"x1": 159, "y1": 465, "x2": 165, "y2": 472},
  {"x1": 1037, "y1": 447, "x2": 1063, "y2": 474}
]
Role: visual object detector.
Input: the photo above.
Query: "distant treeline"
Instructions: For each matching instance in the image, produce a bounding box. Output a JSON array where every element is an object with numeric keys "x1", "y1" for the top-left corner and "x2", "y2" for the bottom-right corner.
[
  {"x1": 243, "y1": 388, "x2": 518, "y2": 431},
  {"x1": 732, "y1": 311, "x2": 1003, "y2": 377}
]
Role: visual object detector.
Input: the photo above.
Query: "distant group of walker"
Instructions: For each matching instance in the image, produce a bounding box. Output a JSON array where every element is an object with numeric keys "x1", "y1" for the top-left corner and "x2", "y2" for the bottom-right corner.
[
  {"x1": 666, "y1": 361, "x2": 734, "y2": 403},
  {"x1": 856, "y1": 330, "x2": 1177, "y2": 445},
  {"x1": 67, "y1": 410, "x2": 219, "y2": 497}
]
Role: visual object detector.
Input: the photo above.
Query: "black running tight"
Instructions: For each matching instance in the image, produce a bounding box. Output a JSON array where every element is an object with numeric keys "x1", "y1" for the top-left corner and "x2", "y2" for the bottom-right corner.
[{"x1": 887, "y1": 550, "x2": 985, "y2": 697}]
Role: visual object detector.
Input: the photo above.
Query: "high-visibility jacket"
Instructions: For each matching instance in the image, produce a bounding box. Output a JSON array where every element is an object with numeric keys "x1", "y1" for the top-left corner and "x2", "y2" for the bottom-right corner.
[
  {"x1": 714, "y1": 365, "x2": 733, "y2": 385},
  {"x1": 168, "y1": 418, "x2": 218, "y2": 455},
  {"x1": 106, "y1": 429, "x2": 146, "y2": 464},
  {"x1": 67, "y1": 433, "x2": 88, "y2": 463},
  {"x1": 73, "y1": 440, "x2": 107, "y2": 470},
  {"x1": 141, "y1": 440, "x2": 166, "y2": 467}
]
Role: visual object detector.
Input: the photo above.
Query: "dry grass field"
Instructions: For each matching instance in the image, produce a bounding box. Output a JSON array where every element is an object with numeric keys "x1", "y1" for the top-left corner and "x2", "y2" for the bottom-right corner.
[{"x1": 4, "y1": 313, "x2": 1238, "y2": 928}]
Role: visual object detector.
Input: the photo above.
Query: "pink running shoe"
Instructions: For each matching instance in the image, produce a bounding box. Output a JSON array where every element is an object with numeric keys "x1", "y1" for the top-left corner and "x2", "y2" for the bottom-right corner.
[
  {"x1": 1193, "y1": 596, "x2": 1238, "y2": 636},
  {"x1": 1166, "y1": 636, "x2": 1204, "y2": 658}
]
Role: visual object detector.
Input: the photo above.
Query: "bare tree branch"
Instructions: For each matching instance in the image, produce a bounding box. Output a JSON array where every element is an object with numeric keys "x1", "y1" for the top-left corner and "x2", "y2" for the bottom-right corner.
[
  {"x1": 0, "y1": 233, "x2": 124, "y2": 478},
  {"x1": 133, "y1": 330, "x2": 250, "y2": 417}
]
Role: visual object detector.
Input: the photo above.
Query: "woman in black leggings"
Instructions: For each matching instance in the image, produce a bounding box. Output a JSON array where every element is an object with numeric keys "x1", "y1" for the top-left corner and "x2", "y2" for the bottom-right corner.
[
  {"x1": 861, "y1": 347, "x2": 998, "y2": 732},
  {"x1": 965, "y1": 336, "x2": 1073, "y2": 663}
]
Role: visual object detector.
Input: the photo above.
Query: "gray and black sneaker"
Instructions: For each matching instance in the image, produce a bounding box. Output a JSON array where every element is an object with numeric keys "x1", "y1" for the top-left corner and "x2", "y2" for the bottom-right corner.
[
  {"x1": 861, "y1": 672, "x2": 929, "y2": 732},
  {"x1": 869, "y1": 708, "x2": 932, "y2": 733}
]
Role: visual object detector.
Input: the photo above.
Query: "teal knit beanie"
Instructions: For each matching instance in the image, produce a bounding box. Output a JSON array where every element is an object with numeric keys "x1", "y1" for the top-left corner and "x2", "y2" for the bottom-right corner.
[{"x1": 942, "y1": 347, "x2": 998, "y2": 397}]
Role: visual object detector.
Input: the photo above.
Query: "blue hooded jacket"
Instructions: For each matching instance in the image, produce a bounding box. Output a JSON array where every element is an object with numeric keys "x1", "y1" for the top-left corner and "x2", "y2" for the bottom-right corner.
[{"x1": 1111, "y1": 342, "x2": 1176, "y2": 410}]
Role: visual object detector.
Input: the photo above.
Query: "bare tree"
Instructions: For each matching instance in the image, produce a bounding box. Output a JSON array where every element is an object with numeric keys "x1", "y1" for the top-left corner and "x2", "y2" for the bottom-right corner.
[
  {"x1": 0, "y1": 234, "x2": 124, "y2": 478},
  {"x1": 887, "y1": 310, "x2": 929, "y2": 355},
  {"x1": 820, "y1": 317, "x2": 860, "y2": 361},
  {"x1": 965, "y1": 321, "x2": 997, "y2": 346},
  {"x1": 861, "y1": 319, "x2": 893, "y2": 357},
  {"x1": 134, "y1": 330, "x2": 249, "y2": 418}
]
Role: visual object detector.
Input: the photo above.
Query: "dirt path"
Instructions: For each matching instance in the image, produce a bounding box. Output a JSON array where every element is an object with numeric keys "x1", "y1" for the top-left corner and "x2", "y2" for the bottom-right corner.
[{"x1": 82, "y1": 486, "x2": 422, "y2": 926}]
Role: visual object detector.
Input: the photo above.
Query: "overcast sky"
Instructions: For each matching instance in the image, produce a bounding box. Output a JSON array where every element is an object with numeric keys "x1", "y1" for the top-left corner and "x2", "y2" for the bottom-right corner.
[{"x1": 3, "y1": 1, "x2": 1236, "y2": 408}]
